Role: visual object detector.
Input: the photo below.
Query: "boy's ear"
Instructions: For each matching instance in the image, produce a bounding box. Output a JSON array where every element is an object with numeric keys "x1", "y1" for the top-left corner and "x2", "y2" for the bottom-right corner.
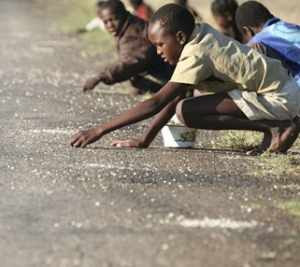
[
  {"x1": 242, "y1": 26, "x2": 255, "y2": 37},
  {"x1": 241, "y1": 26, "x2": 249, "y2": 35},
  {"x1": 176, "y1": 31, "x2": 187, "y2": 45},
  {"x1": 241, "y1": 26, "x2": 256, "y2": 43}
]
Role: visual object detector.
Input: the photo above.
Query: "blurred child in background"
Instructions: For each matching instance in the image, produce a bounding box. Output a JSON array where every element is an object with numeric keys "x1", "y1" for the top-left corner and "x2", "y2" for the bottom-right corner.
[
  {"x1": 174, "y1": 0, "x2": 202, "y2": 22},
  {"x1": 211, "y1": 0, "x2": 242, "y2": 42},
  {"x1": 236, "y1": 1, "x2": 300, "y2": 86},
  {"x1": 77, "y1": 0, "x2": 153, "y2": 34},
  {"x1": 83, "y1": 0, "x2": 173, "y2": 95},
  {"x1": 129, "y1": 0, "x2": 153, "y2": 21}
]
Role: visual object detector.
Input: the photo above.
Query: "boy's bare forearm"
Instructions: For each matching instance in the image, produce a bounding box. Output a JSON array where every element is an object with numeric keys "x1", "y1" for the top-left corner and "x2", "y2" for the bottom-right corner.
[
  {"x1": 96, "y1": 59, "x2": 148, "y2": 85},
  {"x1": 99, "y1": 98, "x2": 162, "y2": 135},
  {"x1": 99, "y1": 82, "x2": 186, "y2": 136},
  {"x1": 71, "y1": 82, "x2": 188, "y2": 148},
  {"x1": 141, "y1": 96, "x2": 183, "y2": 147}
]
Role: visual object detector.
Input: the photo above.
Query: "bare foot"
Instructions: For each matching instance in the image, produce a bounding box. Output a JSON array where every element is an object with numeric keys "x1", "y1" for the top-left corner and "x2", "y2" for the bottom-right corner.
[
  {"x1": 246, "y1": 118, "x2": 299, "y2": 155},
  {"x1": 247, "y1": 127, "x2": 282, "y2": 155},
  {"x1": 268, "y1": 129, "x2": 283, "y2": 152},
  {"x1": 277, "y1": 117, "x2": 300, "y2": 153},
  {"x1": 246, "y1": 131, "x2": 272, "y2": 155},
  {"x1": 264, "y1": 117, "x2": 300, "y2": 154}
]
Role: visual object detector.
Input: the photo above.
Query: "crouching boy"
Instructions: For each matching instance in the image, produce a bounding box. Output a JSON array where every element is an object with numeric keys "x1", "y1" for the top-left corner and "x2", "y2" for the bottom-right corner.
[
  {"x1": 83, "y1": 0, "x2": 173, "y2": 95},
  {"x1": 72, "y1": 4, "x2": 300, "y2": 154},
  {"x1": 236, "y1": 1, "x2": 300, "y2": 86}
]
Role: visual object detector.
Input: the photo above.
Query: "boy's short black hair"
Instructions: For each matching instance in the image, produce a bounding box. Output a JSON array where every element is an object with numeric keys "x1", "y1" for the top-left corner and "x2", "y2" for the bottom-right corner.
[
  {"x1": 150, "y1": 4, "x2": 195, "y2": 36},
  {"x1": 97, "y1": 0, "x2": 128, "y2": 17},
  {"x1": 235, "y1": 1, "x2": 273, "y2": 31},
  {"x1": 174, "y1": 0, "x2": 187, "y2": 7},
  {"x1": 129, "y1": 0, "x2": 143, "y2": 7},
  {"x1": 211, "y1": 0, "x2": 239, "y2": 17}
]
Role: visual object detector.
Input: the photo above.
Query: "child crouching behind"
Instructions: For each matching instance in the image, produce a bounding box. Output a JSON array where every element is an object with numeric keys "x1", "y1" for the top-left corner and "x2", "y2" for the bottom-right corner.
[{"x1": 83, "y1": 0, "x2": 173, "y2": 95}]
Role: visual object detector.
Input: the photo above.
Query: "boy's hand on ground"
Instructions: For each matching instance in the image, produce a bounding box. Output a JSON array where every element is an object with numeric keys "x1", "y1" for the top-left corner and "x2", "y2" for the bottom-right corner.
[
  {"x1": 83, "y1": 77, "x2": 100, "y2": 92},
  {"x1": 71, "y1": 128, "x2": 103, "y2": 148},
  {"x1": 111, "y1": 138, "x2": 147, "y2": 148}
]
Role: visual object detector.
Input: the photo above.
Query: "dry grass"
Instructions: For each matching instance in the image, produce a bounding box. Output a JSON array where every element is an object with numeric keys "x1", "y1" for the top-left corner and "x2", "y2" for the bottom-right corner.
[
  {"x1": 208, "y1": 130, "x2": 300, "y2": 178},
  {"x1": 213, "y1": 131, "x2": 262, "y2": 151},
  {"x1": 250, "y1": 153, "x2": 300, "y2": 178}
]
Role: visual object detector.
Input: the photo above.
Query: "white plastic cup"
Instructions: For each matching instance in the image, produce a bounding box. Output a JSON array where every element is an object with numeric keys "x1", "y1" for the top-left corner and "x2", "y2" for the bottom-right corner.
[{"x1": 161, "y1": 125, "x2": 196, "y2": 148}]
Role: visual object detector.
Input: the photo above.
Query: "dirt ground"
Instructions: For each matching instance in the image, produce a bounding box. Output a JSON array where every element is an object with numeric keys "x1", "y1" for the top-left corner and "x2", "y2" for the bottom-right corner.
[{"x1": 0, "y1": 0, "x2": 300, "y2": 267}]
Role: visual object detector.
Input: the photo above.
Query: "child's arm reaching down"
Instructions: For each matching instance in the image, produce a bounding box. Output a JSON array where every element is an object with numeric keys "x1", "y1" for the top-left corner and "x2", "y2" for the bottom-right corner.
[
  {"x1": 111, "y1": 95, "x2": 183, "y2": 148},
  {"x1": 71, "y1": 82, "x2": 189, "y2": 148}
]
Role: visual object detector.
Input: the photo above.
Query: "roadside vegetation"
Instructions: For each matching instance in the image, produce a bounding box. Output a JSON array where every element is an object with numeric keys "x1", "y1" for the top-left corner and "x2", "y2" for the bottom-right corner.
[
  {"x1": 212, "y1": 131, "x2": 300, "y2": 178},
  {"x1": 59, "y1": 0, "x2": 113, "y2": 56}
]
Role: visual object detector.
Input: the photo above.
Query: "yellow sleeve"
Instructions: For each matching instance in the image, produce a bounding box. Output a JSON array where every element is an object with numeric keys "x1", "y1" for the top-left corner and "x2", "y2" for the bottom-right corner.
[{"x1": 170, "y1": 53, "x2": 212, "y2": 86}]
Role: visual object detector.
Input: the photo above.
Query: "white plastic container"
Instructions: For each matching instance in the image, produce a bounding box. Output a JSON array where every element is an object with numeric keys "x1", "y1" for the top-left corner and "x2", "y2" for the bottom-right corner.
[
  {"x1": 161, "y1": 125, "x2": 196, "y2": 148},
  {"x1": 161, "y1": 115, "x2": 196, "y2": 148}
]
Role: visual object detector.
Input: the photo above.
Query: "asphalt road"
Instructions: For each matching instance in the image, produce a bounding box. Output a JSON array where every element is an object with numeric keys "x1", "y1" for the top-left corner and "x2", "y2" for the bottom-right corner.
[{"x1": 0, "y1": 0, "x2": 299, "y2": 266}]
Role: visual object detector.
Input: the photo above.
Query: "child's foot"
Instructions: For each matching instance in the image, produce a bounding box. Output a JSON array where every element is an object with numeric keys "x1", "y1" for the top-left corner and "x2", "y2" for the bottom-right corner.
[
  {"x1": 267, "y1": 127, "x2": 284, "y2": 152},
  {"x1": 246, "y1": 132, "x2": 271, "y2": 155},
  {"x1": 276, "y1": 117, "x2": 300, "y2": 153},
  {"x1": 245, "y1": 118, "x2": 299, "y2": 156},
  {"x1": 264, "y1": 117, "x2": 300, "y2": 153},
  {"x1": 246, "y1": 127, "x2": 281, "y2": 155}
]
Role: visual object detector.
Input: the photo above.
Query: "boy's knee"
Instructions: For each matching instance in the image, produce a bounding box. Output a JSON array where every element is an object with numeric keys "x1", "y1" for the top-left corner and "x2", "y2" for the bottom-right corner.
[{"x1": 176, "y1": 100, "x2": 187, "y2": 125}]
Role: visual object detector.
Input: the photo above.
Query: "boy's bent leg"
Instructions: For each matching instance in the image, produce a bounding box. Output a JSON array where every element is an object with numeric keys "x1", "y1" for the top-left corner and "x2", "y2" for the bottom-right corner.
[
  {"x1": 181, "y1": 113, "x2": 292, "y2": 154},
  {"x1": 277, "y1": 116, "x2": 300, "y2": 153},
  {"x1": 176, "y1": 93, "x2": 248, "y2": 127},
  {"x1": 176, "y1": 94, "x2": 296, "y2": 153}
]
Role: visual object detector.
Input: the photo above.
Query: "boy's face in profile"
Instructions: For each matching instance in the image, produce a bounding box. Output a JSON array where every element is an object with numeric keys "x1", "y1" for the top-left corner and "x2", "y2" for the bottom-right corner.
[
  {"x1": 97, "y1": 7, "x2": 125, "y2": 37},
  {"x1": 148, "y1": 21, "x2": 185, "y2": 65}
]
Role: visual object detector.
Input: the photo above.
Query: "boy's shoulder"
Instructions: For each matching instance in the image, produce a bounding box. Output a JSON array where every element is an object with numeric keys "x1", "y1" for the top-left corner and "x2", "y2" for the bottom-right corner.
[
  {"x1": 187, "y1": 23, "x2": 226, "y2": 45},
  {"x1": 182, "y1": 23, "x2": 223, "y2": 55}
]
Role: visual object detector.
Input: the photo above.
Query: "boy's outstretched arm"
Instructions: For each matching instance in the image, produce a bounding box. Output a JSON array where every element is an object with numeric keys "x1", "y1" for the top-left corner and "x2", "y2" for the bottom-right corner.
[
  {"x1": 83, "y1": 35, "x2": 154, "y2": 92},
  {"x1": 71, "y1": 82, "x2": 189, "y2": 148},
  {"x1": 111, "y1": 95, "x2": 183, "y2": 148}
]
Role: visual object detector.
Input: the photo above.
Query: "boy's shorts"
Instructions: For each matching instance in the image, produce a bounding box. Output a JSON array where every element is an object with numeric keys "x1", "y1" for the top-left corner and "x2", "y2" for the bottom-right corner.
[{"x1": 228, "y1": 78, "x2": 300, "y2": 120}]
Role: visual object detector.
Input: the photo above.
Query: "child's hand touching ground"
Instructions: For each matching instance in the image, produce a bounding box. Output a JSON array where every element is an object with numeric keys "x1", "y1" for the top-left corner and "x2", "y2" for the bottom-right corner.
[
  {"x1": 83, "y1": 77, "x2": 100, "y2": 92},
  {"x1": 71, "y1": 127, "x2": 103, "y2": 148},
  {"x1": 111, "y1": 138, "x2": 147, "y2": 148}
]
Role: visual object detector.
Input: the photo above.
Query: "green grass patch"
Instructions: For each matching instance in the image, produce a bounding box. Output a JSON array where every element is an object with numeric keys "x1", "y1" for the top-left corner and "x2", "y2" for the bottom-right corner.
[
  {"x1": 59, "y1": 0, "x2": 96, "y2": 33},
  {"x1": 212, "y1": 130, "x2": 262, "y2": 150},
  {"x1": 212, "y1": 130, "x2": 300, "y2": 152},
  {"x1": 250, "y1": 153, "x2": 300, "y2": 178},
  {"x1": 279, "y1": 200, "x2": 300, "y2": 217},
  {"x1": 211, "y1": 130, "x2": 300, "y2": 178},
  {"x1": 57, "y1": 0, "x2": 114, "y2": 56}
]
